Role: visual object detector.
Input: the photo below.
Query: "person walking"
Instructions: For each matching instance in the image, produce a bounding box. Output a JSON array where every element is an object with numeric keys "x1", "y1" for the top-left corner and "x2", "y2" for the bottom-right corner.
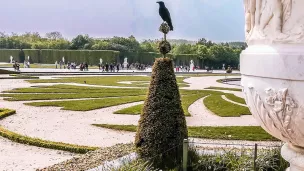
[
  {"x1": 105, "y1": 63, "x2": 109, "y2": 72},
  {"x1": 116, "y1": 63, "x2": 120, "y2": 72},
  {"x1": 110, "y1": 63, "x2": 113, "y2": 72},
  {"x1": 85, "y1": 63, "x2": 88, "y2": 71}
]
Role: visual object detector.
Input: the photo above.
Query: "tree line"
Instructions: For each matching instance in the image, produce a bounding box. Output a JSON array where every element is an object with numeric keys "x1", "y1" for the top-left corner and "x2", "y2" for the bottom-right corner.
[{"x1": 0, "y1": 32, "x2": 246, "y2": 68}]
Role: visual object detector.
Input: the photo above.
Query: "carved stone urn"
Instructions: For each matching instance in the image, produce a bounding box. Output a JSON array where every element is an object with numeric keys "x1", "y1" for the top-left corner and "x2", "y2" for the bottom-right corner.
[{"x1": 241, "y1": 0, "x2": 304, "y2": 170}]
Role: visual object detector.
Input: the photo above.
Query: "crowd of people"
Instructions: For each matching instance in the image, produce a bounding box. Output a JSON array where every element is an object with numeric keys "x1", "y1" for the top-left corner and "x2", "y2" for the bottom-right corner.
[
  {"x1": 98, "y1": 63, "x2": 120, "y2": 72},
  {"x1": 11, "y1": 60, "x2": 228, "y2": 73},
  {"x1": 55, "y1": 61, "x2": 66, "y2": 69},
  {"x1": 97, "y1": 62, "x2": 149, "y2": 72},
  {"x1": 175, "y1": 65, "x2": 199, "y2": 72},
  {"x1": 54, "y1": 61, "x2": 88, "y2": 71},
  {"x1": 79, "y1": 63, "x2": 89, "y2": 71}
]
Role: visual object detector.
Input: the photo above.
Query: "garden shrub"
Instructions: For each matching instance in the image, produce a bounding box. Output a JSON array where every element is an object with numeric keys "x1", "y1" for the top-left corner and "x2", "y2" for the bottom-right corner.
[{"x1": 135, "y1": 58, "x2": 188, "y2": 169}]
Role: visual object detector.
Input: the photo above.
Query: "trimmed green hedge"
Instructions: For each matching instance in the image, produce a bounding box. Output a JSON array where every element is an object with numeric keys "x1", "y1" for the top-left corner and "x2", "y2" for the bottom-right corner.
[
  {"x1": 23, "y1": 49, "x2": 40, "y2": 63},
  {"x1": 0, "y1": 49, "x2": 21, "y2": 62},
  {"x1": 40, "y1": 50, "x2": 120, "y2": 64},
  {"x1": 119, "y1": 52, "x2": 172, "y2": 65},
  {"x1": 173, "y1": 54, "x2": 200, "y2": 67},
  {"x1": 135, "y1": 58, "x2": 188, "y2": 169},
  {"x1": 0, "y1": 127, "x2": 98, "y2": 153},
  {"x1": 0, "y1": 49, "x2": 120, "y2": 64},
  {"x1": 0, "y1": 109, "x2": 16, "y2": 120},
  {"x1": 0, "y1": 49, "x2": 203, "y2": 67}
]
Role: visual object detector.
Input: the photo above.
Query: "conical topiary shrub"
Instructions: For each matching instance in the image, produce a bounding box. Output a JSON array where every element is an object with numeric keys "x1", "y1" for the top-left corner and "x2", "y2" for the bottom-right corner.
[{"x1": 135, "y1": 57, "x2": 188, "y2": 169}]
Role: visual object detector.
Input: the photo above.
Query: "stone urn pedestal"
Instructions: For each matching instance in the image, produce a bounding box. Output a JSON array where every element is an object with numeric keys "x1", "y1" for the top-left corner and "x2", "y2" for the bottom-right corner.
[
  {"x1": 241, "y1": 45, "x2": 304, "y2": 170},
  {"x1": 241, "y1": 0, "x2": 304, "y2": 170}
]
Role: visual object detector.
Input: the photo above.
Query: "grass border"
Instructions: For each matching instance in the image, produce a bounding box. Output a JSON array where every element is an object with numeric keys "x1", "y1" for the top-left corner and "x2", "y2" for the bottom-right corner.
[
  {"x1": 0, "y1": 108, "x2": 98, "y2": 153},
  {"x1": 92, "y1": 124, "x2": 279, "y2": 141},
  {"x1": 203, "y1": 94, "x2": 251, "y2": 117},
  {"x1": 0, "y1": 108, "x2": 16, "y2": 120},
  {"x1": 225, "y1": 94, "x2": 246, "y2": 105},
  {"x1": 0, "y1": 127, "x2": 98, "y2": 153}
]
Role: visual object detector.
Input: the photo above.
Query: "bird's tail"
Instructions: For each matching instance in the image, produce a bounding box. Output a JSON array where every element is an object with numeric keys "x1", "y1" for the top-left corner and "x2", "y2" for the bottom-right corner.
[
  {"x1": 168, "y1": 22, "x2": 174, "y2": 31},
  {"x1": 169, "y1": 24, "x2": 173, "y2": 31}
]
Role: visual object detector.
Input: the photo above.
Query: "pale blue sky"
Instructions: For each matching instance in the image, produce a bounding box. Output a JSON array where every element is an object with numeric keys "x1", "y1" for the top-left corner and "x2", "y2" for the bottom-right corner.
[{"x1": 0, "y1": 0, "x2": 245, "y2": 42}]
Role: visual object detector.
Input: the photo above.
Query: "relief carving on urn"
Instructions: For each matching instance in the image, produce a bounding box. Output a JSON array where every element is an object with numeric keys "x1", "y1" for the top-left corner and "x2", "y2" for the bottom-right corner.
[
  {"x1": 247, "y1": 87, "x2": 304, "y2": 147},
  {"x1": 243, "y1": 0, "x2": 304, "y2": 44}
]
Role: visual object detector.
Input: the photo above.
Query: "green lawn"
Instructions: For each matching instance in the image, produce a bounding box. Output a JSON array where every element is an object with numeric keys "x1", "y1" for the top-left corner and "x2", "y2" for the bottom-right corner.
[
  {"x1": 205, "y1": 86, "x2": 242, "y2": 92},
  {"x1": 25, "y1": 96, "x2": 145, "y2": 111},
  {"x1": 225, "y1": 94, "x2": 246, "y2": 105},
  {"x1": 203, "y1": 95, "x2": 251, "y2": 117},
  {"x1": 3, "y1": 85, "x2": 249, "y2": 117},
  {"x1": 2, "y1": 85, "x2": 147, "y2": 101},
  {"x1": 3, "y1": 85, "x2": 147, "y2": 94},
  {"x1": 0, "y1": 108, "x2": 98, "y2": 153},
  {"x1": 114, "y1": 104, "x2": 143, "y2": 115},
  {"x1": 114, "y1": 93, "x2": 209, "y2": 116},
  {"x1": 92, "y1": 124, "x2": 278, "y2": 141},
  {"x1": 2, "y1": 92, "x2": 146, "y2": 101},
  {"x1": 3, "y1": 77, "x2": 249, "y2": 117},
  {"x1": 27, "y1": 76, "x2": 188, "y2": 87},
  {"x1": 0, "y1": 109, "x2": 16, "y2": 120},
  {"x1": 181, "y1": 94, "x2": 209, "y2": 116},
  {"x1": 0, "y1": 126, "x2": 97, "y2": 153}
]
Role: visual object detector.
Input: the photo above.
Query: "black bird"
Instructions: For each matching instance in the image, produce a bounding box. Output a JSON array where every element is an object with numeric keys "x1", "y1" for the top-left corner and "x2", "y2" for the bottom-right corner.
[{"x1": 157, "y1": 1, "x2": 174, "y2": 31}]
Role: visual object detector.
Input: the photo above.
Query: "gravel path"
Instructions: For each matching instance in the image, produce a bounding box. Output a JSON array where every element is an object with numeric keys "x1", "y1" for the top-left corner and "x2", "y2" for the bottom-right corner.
[
  {"x1": 0, "y1": 76, "x2": 255, "y2": 148},
  {"x1": 39, "y1": 144, "x2": 134, "y2": 171},
  {"x1": 0, "y1": 95, "x2": 257, "y2": 150},
  {"x1": 0, "y1": 100, "x2": 140, "y2": 147},
  {"x1": 0, "y1": 74, "x2": 263, "y2": 170},
  {"x1": 182, "y1": 76, "x2": 241, "y2": 90},
  {"x1": 182, "y1": 76, "x2": 244, "y2": 98},
  {"x1": 0, "y1": 137, "x2": 75, "y2": 171},
  {"x1": 186, "y1": 97, "x2": 258, "y2": 126}
]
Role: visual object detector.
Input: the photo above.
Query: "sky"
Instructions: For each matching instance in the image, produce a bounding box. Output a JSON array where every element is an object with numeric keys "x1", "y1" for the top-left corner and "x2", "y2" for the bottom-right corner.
[{"x1": 0, "y1": 0, "x2": 245, "y2": 42}]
